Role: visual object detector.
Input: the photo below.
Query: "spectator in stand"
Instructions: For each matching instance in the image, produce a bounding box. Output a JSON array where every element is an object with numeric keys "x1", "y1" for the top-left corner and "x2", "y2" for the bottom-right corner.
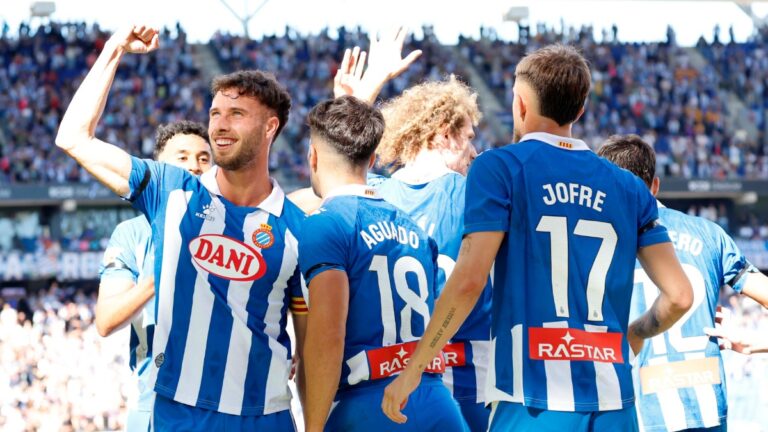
[{"x1": 0, "y1": 283, "x2": 133, "y2": 431}]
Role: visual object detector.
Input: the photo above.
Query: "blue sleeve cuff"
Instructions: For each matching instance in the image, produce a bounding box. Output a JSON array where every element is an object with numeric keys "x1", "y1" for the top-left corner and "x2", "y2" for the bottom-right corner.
[
  {"x1": 304, "y1": 264, "x2": 346, "y2": 286},
  {"x1": 638, "y1": 225, "x2": 671, "y2": 248},
  {"x1": 464, "y1": 221, "x2": 509, "y2": 236}
]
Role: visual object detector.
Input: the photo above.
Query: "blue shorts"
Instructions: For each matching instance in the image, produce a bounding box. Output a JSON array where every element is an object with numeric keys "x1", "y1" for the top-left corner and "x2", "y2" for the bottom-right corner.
[
  {"x1": 457, "y1": 401, "x2": 490, "y2": 432},
  {"x1": 327, "y1": 375, "x2": 468, "y2": 432},
  {"x1": 489, "y1": 401, "x2": 639, "y2": 432},
  {"x1": 151, "y1": 394, "x2": 295, "y2": 431}
]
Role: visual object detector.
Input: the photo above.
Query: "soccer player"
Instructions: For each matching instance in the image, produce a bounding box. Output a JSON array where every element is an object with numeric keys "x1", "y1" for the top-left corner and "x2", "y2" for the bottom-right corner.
[
  {"x1": 370, "y1": 77, "x2": 492, "y2": 431},
  {"x1": 96, "y1": 120, "x2": 212, "y2": 432},
  {"x1": 382, "y1": 44, "x2": 694, "y2": 431},
  {"x1": 56, "y1": 25, "x2": 306, "y2": 431},
  {"x1": 299, "y1": 96, "x2": 465, "y2": 431},
  {"x1": 597, "y1": 134, "x2": 768, "y2": 432}
]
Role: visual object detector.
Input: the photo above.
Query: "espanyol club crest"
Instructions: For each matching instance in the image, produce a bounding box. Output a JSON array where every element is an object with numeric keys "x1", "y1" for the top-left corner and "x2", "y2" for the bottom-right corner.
[
  {"x1": 251, "y1": 223, "x2": 275, "y2": 249},
  {"x1": 189, "y1": 234, "x2": 267, "y2": 281}
]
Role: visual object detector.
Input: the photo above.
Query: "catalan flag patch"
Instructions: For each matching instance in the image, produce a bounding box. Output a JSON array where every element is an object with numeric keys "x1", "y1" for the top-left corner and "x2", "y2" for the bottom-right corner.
[{"x1": 290, "y1": 296, "x2": 308, "y2": 315}]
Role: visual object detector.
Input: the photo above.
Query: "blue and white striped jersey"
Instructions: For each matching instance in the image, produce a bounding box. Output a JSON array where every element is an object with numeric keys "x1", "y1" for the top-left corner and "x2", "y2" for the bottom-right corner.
[
  {"x1": 126, "y1": 158, "x2": 306, "y2": 416},
  {"x1": 99, "y1": 215, "x2": 155, "y2": 411},
  {"x1": 375, "y1": 167, "x2": 492, "y2": 405},
  {"x1": 631, "y1": 206, "x2": 755, "y2": 431},
  {"x1": 464, "y1": 132, "x2": 670, "y2": 412},
  {"x1": 298, "y1": 185, "x2": 440, "y2": 391}
]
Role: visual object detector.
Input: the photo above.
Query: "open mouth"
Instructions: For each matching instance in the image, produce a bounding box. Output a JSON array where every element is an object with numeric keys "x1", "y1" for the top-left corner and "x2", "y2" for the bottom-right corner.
[{"x1": 214, "y1": 138, "x2": 236, "y2": 150}]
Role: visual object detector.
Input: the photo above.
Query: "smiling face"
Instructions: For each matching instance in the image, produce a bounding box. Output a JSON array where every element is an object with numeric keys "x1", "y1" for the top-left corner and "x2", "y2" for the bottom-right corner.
[
  {"x1": 208, "y1": 89, "x2": 277, "y2": 171},
  {"x1": 157, "y1": 133, "x2": 212, "y2": 175}
]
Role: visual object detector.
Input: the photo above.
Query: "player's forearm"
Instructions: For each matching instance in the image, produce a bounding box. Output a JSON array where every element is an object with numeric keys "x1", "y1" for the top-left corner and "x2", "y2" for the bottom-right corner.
[
  {"x1": 95, "y1": 278, "x2": 154, "y2": 337},
  {"x1": 56, "y1": 41, "x2": 123, "y2": 150},
  {"x1": 741, "y1": 271, "x2": 768, "y2": 309},
  {"x1": 403, "y1": 271, "x2": 484, "y2": 377},
  {"x1": 55, "y1": 39, "x2": 132, "y2": 196},
  {"x1": 629, "y1": 293, "x2": 689, "y2": 340},
  {"x1": 303, "y1": 333, "x2": 343, "y2": 431}
]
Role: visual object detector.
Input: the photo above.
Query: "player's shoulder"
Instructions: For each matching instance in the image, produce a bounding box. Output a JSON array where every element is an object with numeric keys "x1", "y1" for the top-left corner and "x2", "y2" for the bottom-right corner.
[
  {"x1": 660, "y1": 206, "x2": 729, "y2": 240},
  {"x1": 111, "y1": 215, "x2": 150, "y2": 240}
]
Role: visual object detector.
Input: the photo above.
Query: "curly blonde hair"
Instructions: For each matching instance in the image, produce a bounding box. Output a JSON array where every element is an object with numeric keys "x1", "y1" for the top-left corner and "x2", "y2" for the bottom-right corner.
[{"x1": 377, "y1": 75, "x2": 481, "y2": 168}]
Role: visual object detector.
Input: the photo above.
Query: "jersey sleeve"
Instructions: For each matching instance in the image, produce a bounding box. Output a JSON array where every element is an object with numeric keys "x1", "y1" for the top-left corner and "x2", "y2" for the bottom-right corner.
[
  {"x1": 634, "y1": 177, "x2": 670, "y2": 248},
  {"x1": 464, "y1": 151, "x2": 512, "y2": 235},
  {"x1": 288, "y1": 268, "x2": 308, "y2": 315},
  {"x1": 99, "y1": 223, "x2": 140, "y2": 283},
  {"x1": 717, "y1": 225, "x2": 756, "y2": 293},
  {"x1": 124, "y1": 156, "x2": 184, "y2": 220},
  {"x1": 297, "y1": 210, "x2": 349, "y2": 286}
]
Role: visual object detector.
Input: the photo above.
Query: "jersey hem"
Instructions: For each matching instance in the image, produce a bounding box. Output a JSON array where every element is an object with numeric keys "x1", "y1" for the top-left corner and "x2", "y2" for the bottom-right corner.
[
  {"x1": 640, "y1": 415, "x2": 725, "y2": 432},
  {"x1": 154, "y1": 384, "x2": 291, "y2": 416}
]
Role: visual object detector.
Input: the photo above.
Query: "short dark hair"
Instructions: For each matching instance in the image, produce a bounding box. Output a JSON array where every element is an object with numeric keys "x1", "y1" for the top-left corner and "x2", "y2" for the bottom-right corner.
[
  {"x1": 597, "y1": 134, "x2": 656, "y2": 187},
  {"x1": 154, "y1": 120, "x2": 209, "y2": 159},
  {"x1": 211, "y1": 70, "x2": 292, "y2": 140},
  {"x1": 515, "y1": 44, "x2": 591, "y2": 126},
  {"x1": 307, "y1": 96, "x2": 385, "y2": 165}
]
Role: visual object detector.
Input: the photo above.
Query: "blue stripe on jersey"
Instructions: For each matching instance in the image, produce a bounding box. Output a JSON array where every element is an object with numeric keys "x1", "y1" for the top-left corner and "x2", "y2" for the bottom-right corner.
[
  {"x1": 631, "y1": 206, "x2": 751, "y2": 431},
  {"x1": 127, "y1": 158, "x2": 304, "y2": 416}
]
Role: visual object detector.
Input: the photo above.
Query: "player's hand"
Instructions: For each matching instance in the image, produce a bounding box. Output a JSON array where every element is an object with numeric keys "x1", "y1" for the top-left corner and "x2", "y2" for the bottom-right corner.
[
  {"x1": 381, "y1": 369, "x2": 421, "y2": 424},
  {"x1": 365, "y1": 27, "x2": 422, "y2": 84},
  {"x1": 704, "y1": 326, "x2": 753, "y2": 354},
  {"x1": 108, "y1": 25, "x2": 160, "y2": 54},
  {"x1": 333, "y1": 27, "x2": 421, "y2": 104},
  {"x1": 333, "y1": 46, "x2": 367, "y2": 99}
]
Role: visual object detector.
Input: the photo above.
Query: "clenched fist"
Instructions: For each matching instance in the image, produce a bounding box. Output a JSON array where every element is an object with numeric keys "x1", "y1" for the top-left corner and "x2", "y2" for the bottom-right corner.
[{"x1": 108, "y1": 24, "x2": 160, "y2": 54}]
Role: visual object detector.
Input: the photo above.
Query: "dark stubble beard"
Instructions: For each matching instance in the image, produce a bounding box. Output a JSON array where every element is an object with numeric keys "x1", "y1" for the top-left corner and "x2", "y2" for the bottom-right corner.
[{"x1": 214, "y1": 134, "x2": 260, "y2": 171}]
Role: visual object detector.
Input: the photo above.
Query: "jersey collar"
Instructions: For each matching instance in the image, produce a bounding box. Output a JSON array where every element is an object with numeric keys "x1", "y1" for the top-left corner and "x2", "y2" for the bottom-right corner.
[
  {"x1": 521, "y1": 132, "x2": 590, "y2": 151},
  {"x1": 392, "y1": 151, "x2": 456, "y2": 184},
  {"x1": 200, "y1": 165, "x2": 285, "y2": 216},
  {"x1": 323, "y1": 183, "x2": 382, "y2": 203}
]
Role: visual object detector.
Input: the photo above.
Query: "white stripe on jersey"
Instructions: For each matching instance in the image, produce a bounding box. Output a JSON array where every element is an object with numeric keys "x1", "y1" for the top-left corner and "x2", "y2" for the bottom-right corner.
[
  {"x1": 647, "y1": 356, "x2": 687, "y2": 431},
  {"x1": 471, "y1": 340, "x2": 491, "y2": 404},
  {"x1": 175, "y1": 195, "x2": 226, "y2": 406},
  {"x1": 443, "y1": 364, "x2": 455, "y2": 395},
  {"x1": 148, "y1": 190, "x2": 190, "y2": 393},
  {"x1": 263, "y1": 228, "x2": 299, "y2": 414},
  {"x1": 346, "y1": 351, "x2": 369, "y2": 385},
  {"x1": 218, "y1": 212, "x2": 269, "y2": 413},
  {"x1": 543, "y1": 321, "x2": 575, "y2": 411},
  {"x1": 511, "y1": 325, "x2": 524, "y2": 402},
  {"x1": 685, "y1": 352, "x2": 721, "y2": 428},
  {"x1": 584, "y1": 324, "x2": 622, "y2": 410},
  {"x1": 484, "y1": 329, "x2": 521, "y2": 404}
]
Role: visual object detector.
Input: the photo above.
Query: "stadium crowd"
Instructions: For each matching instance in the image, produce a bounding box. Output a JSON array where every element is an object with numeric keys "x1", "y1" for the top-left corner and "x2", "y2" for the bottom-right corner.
[
  {"x1": 0, "y1": 19, "x2": 766, "y2": 432},
  {"x1": 3, "y1": 21, "x2": 768, "y2": 184},
  {"x1": 0, "y1": 282, "x2": 130, "y2": 431}
]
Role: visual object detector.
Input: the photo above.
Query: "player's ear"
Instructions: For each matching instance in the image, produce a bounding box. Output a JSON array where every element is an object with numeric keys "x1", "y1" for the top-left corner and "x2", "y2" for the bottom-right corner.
[
  {"x1": 651, "y1": 177, "x2": 660, "y2": 196},
  {"x1": 264, "y1": 116, "x2": 280, "y2": 144},
  {"x1": 574, "y1": 105, "x2": 585, "y2": 123},
  {"x1": 308, "y1": 143, "x2": 318, "y2": 172},
  {"x1": 367, "y1": 152, "x2": 376, "y2": 170}
]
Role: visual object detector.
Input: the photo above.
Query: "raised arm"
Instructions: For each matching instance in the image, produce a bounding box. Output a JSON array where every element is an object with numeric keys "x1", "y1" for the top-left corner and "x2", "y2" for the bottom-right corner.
[
  {"x1": 629, "y1": 242, "x2": 694, "y2": 354},
  {"x1": 333, "y1": 27, "x2": 422, "y2": 104},
  {"x1": 55, "y1": 25, "x2": 159, "y2": 196}
]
